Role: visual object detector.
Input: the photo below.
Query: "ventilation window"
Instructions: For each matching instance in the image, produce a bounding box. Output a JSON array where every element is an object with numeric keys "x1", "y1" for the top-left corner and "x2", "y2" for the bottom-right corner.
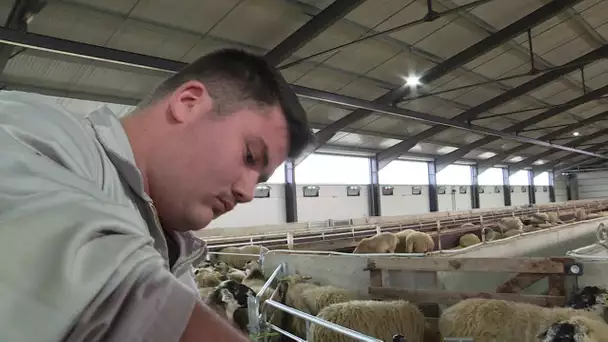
[
  {"x1": 346, "y1": 185, "x2": 360, "y2": 197},
  {"x1": 382, "y1": 186, "x2": 394, "y2": 196},
  {"x1": 254, "y1": 184, "x2": 271, "y2": 198},
  {"x1": 412, "y1": 186, "x2": 422, "y2": 195},
  {"x1": 303, "y1": 185, "x2": 320, "y2": 197}
]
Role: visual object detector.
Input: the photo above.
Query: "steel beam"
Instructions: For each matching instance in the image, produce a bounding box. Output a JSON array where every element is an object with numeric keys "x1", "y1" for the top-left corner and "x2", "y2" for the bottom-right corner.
[
  {"x1": 533, "y1": 140, "x2": 608, "y2": 174},
  {"x1": 471, "y1": 165, "x2": 480, "y2": 209},
  {"x1": 428, "y1": 162, "x2": 439, "y2": 212},
  {"x1": 376, "y1": 43, "x2": 608, "y2": 169},
  {"x1": 0, "y1": 0, "x2": 47, "y2": 72},
  {"x1": 294, "y1": 0, "x2": 582, "y2": 165},
  {"x1": 508, "y1": 128, "x2": 608, "y2": 175},
  {"x1": 548, "y1": 171, "x2": 556, "y2": 202},
  {"x1": 265, "y1": 0, "x2": 365, "y2": 65},
  {"x1": 0, "y1": 28, "x2": 605, "y2": 166},
  {"x1": 369, "y1": 157, "x2": 381, "y2": 216},
  {"x1": 502, "y1": 167, "x2": 512, "y2": 206},
  {"x1": 528, "y1": 170, "x2": 536, "y2": 205},
  {"x1": 433, "y1": 84, "x2": 608, "y2": 172},
  {"x1": 476, "y1": 110, "x2": 608, "y2": 174},
  {"x1": 284, "y1": 160, "x2": 298, "y2": 222}
]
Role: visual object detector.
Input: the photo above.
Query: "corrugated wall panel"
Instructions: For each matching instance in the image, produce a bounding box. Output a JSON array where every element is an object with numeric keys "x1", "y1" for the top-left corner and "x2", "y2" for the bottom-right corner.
[
  {"x1": 577, "y1": 171, "x2": 608, "y2": 199},
  {"x1": 555, "y1": 173, "x2": 568, "y2": 202}
]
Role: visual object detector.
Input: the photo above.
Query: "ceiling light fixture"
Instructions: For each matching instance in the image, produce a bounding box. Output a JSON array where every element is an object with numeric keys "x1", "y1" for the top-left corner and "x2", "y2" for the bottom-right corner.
[
  {"x1": 405, "y1": 75, "x2": 421, "y2": 86},
  {"x1": 573, "y1": 132, "x2": 580, "y2": 136}
]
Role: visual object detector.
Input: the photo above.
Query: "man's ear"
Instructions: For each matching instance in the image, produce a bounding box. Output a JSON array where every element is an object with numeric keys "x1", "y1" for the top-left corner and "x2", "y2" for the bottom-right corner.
[{"x1": 168, "y1": 80, "x2": 213, "y2": 123}]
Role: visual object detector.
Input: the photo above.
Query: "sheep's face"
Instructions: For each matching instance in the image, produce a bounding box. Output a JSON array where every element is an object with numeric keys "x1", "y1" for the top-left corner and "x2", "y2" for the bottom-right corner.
[
  {"x1": 567, "y1": 286, "x2": 608, "y2": 312},
  {"x1": 214, "y1": 262, "x2": 230, "y2": 274},
  {"x1": 216, "y1": 280, "x2": 256, "y2": 307},
  {"x1": 244, "y1": 260, "x2": 261, "y2": 276},
  {"x1": 537, "y1": 321, "x2": 589, "y2": 342}
]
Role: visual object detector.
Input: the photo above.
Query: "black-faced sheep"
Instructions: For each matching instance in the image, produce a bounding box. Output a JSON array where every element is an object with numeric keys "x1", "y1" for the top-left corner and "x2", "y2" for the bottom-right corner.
[
  {"x1": 438, "y1": 298, "x2": 605, "y2": 342},
  {"x1": 204, "y1": 280, "x2": 256, "y2": 331},
  {"x1": 567, "y1": 286, "x2": 608, "y2": 317},
  {"x1": 459, "y1": 233, "x2": 481, "y2": 248},
  {"x1": 537, "y1": 315, "x2": 608, "y2": 342},
  {"x1": 354, "y1": 232, "x2": 399, "y2": 254},
  {"x1": 395, "y1": 229, "x2": 415, "y2": 253},
  {"x1": 309, "y1": 300, "x2": 426, "y2": 342},
  {"x1": 496, "y1": 217, "x2": 524, "y2": 234},
  {"x1": 405, "y1": 230, "x2": 435, "y2": 253}
]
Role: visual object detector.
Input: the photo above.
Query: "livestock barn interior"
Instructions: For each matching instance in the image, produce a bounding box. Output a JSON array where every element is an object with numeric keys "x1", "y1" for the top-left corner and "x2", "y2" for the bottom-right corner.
[{"x1": 4, "y1": 0, "x2": 608, "y2": 341}]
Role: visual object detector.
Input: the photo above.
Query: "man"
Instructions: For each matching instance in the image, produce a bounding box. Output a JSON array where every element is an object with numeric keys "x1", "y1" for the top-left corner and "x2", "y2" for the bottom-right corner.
[{"x1": 0, "y1": 49, "x2": 313, "y2": 341}]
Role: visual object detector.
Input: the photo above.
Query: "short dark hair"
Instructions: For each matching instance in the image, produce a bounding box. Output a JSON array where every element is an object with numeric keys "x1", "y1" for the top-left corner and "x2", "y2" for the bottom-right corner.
[{"x1": 139, "y1": 48, "x2": 315, "y2": 159}]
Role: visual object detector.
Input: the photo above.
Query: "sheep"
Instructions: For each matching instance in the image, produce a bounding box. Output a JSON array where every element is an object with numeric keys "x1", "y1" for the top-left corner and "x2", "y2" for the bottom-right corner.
[
  {"x1": 199, "y1": 286, "x2": 215, "y2": 299},
  {"x1": 353, "y1": 232, "x2": 399, "y2": 254},
  {"x1": 275, "y1": 274, "x2": 358, "y2": 338},
  {"x1": 309, "y1": 300, "x2": 426, "y2": 342},
  {"x1": 241, "y1": 260, "x2": 274, "y2": 301},
  {"x1": 395, "y1": 229, "x2": 415, "y2": 253},
  {"x1": 204, "y1": 280, "x2": 256, "y2": 331},
  {"x1": 496, "y1": 217, "x2": 524, "y2": 234},
  {"x1": 405, "y1": 230, "x2": 435, "y2": 253},
  {"x1": 483, "y1": 228, "x2": 503, "y2": 242},
  {"x1": 536, "y1": 223, "x2": 555, "y2": 229},
  {"x1": 216, "y1": 244, "x2": 269, "y2": 269},
  {"x1": 459, "y1": 233, "x2": 481, "y2": 247},
  {"x1": 537, "y1": 315, "x2": 608, "y2": 342},
  {"x1": 503, "y1": 229, "x2": 522, "y2": 238},
  {"x1": 547, "y1": 212, "x2": 564, "y2": 224},
  {"x1": 194, "y1": 267, "x2": 222, "y2": 287},
  {"x1": 575, "y1": 208, "x2": 588, "y2": 221},
  {"x1": 438, "y1": 298, "x2": 605, "y2": 342},
  {"x1": 214, "y1": 261, "x2": 247, "y2": 283},
  {"x1": 566, "y1": 286, "x2": 608, "y2": 318},
  {"x1": 530, "y1": 212, "x2": 550, "y2": 225}
]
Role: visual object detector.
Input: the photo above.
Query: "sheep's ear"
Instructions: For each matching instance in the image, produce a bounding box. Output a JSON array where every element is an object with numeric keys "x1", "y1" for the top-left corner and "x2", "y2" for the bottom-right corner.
[{"x1": 220, "y1": 289, "x2": 235, "y2": 303}]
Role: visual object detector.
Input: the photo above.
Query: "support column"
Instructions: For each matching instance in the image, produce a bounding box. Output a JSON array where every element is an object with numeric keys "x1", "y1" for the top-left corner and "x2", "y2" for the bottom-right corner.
[
  {"x1": 566, "y1": 173, "x2": 576, "y2": 201},
  {"x1": 502, "y1": 167, "x2": 512, "y2": 206},
  {"x1": 284, "y1": 160, "x2": 298, "y2": 222},
  {"x1": 548, "y1": 171, "x2": 556, "y2": 202},
  {"x1": 471, "y1": 165, "x2": 480, "y2": 209},
  {"x1": 369, "y1": 157, "x2": 381, "y2": 216},
  {"x1": 528, "y1": 170, "x2": 536, "y2": 205},
  {"x1": 428, "y1": 161, "x2": 439, "y2": 212}
]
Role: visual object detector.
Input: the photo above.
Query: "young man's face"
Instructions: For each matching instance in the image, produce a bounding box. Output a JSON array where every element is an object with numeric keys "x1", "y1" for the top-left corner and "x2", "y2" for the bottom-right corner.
[{"x1": 149, "y1": 80, "x2": 290, "y2": 232}]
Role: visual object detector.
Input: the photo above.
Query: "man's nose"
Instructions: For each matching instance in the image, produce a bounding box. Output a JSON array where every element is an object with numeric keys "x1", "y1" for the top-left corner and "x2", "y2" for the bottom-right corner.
[{"x1": 233, "y1": 172, "x2": 258, "y2": 203}]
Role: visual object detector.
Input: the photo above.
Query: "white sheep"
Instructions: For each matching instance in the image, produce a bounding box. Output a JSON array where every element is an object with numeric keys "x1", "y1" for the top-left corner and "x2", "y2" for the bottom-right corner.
[
  {"x1": 438, "y1": 298, "x2": 605, "y2": 342},
  {"x1": 216, "y1": 244, "x2": 269, "y2": 269},
  {"x1": 496, "y1": 217, "x2": 524, "y2": 234},
  {"x1": 353, "y1": 232, "x2": 399, "y2": 254},
  {"x1": 309, "y1": 300, "x2": 426, "y2": 342},
  {"x1": 405, "y1": 230, "x2": 434, "y2": 253},
  {"x1": 395, "y1": 229, "x2": 415, "y2": 253},
  {"x1": 458, "y1": 233, "x2": 481, "y2": 247},
  {"x1": 537, "y1": 315, "x2": 608, "y2": 342}
]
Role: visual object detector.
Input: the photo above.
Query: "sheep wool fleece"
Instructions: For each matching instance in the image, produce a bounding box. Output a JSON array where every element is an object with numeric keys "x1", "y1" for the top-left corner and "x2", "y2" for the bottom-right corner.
[{"x1": 0, "y1": 93, "x2": 207, "y2": 342}]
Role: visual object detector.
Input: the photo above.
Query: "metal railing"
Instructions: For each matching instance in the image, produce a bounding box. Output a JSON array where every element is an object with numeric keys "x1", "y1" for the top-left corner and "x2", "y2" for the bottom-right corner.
[{"x1": 245, "y1": 263, "x2": 381, "y2": 341}]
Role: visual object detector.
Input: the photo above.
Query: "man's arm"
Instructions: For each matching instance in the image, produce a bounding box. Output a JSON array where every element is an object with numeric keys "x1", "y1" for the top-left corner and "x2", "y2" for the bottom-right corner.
[{"x1": 0, "y1": 104, "x2": 248, "y2": 342}]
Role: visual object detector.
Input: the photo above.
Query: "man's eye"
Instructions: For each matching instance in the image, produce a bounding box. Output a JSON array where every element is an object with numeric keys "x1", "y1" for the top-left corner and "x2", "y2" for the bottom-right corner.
[{"x1": 245, "y1": 147, "x2": 256, "y2": 165}]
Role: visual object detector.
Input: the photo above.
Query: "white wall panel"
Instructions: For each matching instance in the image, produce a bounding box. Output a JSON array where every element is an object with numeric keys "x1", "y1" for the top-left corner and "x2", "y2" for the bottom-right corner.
[
  {"x1": 535, "y1": 186, "x2": 551, "y2": 204},
  {"x1": 478, "y1": 185, "x2": 504, "y2": 209},
  {"x1": 577, "y1": 171, "x2": 608, "y2": 199},
  {"x1": 208, "y1": 184, "x2": 286, "y2": 228},
  {"x1": 555, "y1": 173, "x2": 568, "y2": 202},
  {"x1": 297, "y1": 184, "x2": 369, "y2": 222},
  {"x1": 510, "y1": 186, "x2": 530, "y2": 206},
  {"x1": 437, "y1": 185, "x2": 472, "y2": 212},
  {"x1": 380, "y1": 185, "x2": 430, "y2": 216}
]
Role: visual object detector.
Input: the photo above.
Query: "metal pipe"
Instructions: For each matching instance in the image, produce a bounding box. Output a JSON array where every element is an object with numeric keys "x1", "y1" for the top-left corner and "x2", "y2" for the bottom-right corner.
[
  {"x1": 266, "y1": 323, "x2": 306, "y2": 342},
  {"x1": 256, "y1": 264, "x2": 283, "y2": 299},
  {"x1": 265, "y1": 299, "x2": 382, "y2": 341},
  {"x1": 0, "y1": 28, "x2": 602, "y2": 162}
]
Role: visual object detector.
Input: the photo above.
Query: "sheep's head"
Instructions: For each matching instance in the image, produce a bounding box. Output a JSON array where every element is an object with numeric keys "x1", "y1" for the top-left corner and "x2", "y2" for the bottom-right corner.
[
  {"x1": 214, "y1": 262, "x2": 230, "y2": 274},
  {"x1": 567, "y1": 286, "x2": 608, "y2": 313},
  {"x1": 537, "y1": 318, "x2": 590, "y2": 342},
  {"x1": 244, "y1": 260, "x2": 261, "y2": 276}
]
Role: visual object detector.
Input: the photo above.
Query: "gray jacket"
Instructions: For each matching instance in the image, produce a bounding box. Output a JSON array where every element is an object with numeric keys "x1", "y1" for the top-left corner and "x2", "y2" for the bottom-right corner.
[{"x1": 0, "y1": 92, "x2": 207, "y2": 342}]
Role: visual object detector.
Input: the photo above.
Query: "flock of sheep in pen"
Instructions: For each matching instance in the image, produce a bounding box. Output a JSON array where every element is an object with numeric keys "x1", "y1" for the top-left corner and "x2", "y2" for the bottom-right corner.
[
  {"x1": 353, "y1": 208, "x2": 605, "y2": 255},
  {"x1": 193, "y1": 207, "x2": 608, "y2": 341}
]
